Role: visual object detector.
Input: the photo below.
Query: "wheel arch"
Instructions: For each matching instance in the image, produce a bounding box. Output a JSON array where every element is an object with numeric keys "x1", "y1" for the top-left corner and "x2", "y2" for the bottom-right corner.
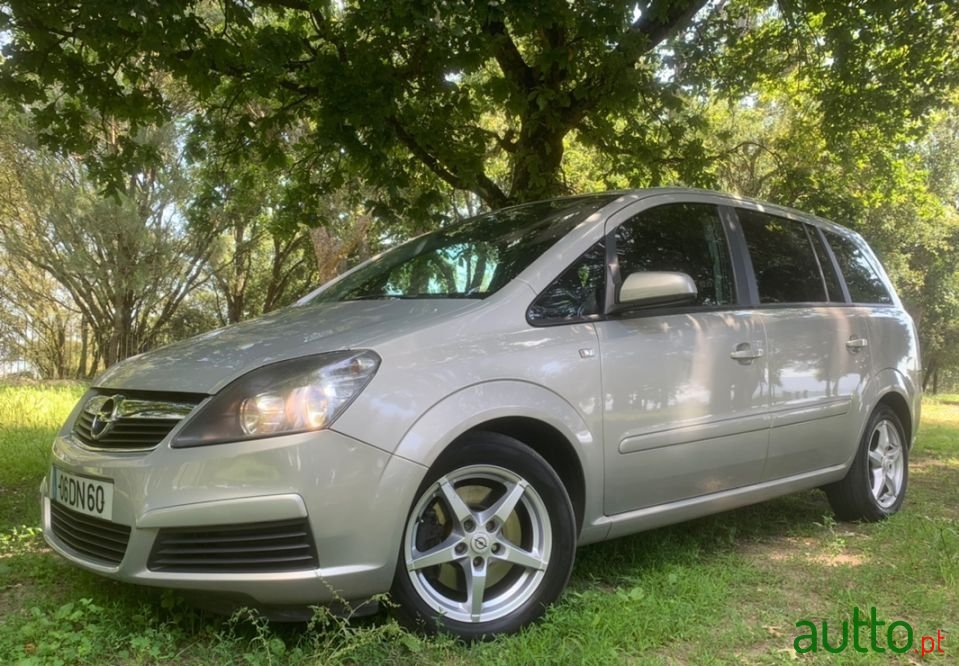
[
  {"x1": 392, "y1": 380, "x2": 602, "y2": 541},
  {"x1": 864, "y1": 368, "x2": 919, "y2": 448},
  {"x1": 458, "y1": 416, "x2": 586, "y2": 533},
  {"x1": 876, "y1": 391, "x2": 913, "y2": 449}
]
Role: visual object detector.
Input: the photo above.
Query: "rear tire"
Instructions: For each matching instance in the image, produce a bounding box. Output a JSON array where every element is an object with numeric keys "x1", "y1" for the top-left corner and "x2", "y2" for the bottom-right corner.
[
  {"x1": 825, "y1": 405, "x2": 908, "y2": 522},
  {"x1": 391, "y1": 432, "x2": 576, "y2": 640}
]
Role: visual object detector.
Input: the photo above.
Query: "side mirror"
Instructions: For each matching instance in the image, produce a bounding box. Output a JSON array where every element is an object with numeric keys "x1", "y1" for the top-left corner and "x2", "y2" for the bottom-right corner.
[{"x1": 611, "y1": 271, "x2": 698, "y2": 312}]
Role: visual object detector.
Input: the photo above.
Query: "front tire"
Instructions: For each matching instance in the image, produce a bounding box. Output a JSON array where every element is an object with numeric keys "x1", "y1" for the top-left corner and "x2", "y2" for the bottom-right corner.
[
  {"x1": 392, "y1": 432, "x2": 576, "y2": 639},
  {"x1": 826, "y1": 405, "x2": 909, "y2": 522}
]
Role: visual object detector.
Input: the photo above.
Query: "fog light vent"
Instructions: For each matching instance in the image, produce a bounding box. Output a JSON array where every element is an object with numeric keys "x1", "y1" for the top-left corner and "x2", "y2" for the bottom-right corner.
[
  {"x1": 148, "y1": 519, "x2": 319, "y2": 573},
  {"x1": 50, "y1": 502, "x2": 131, "y2": 565}
]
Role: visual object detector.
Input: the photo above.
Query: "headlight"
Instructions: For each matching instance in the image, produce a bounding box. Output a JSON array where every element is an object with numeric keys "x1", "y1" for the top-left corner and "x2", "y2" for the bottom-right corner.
[{"x1": 172, "y1": 350, "x2": 380, "y2": 448}]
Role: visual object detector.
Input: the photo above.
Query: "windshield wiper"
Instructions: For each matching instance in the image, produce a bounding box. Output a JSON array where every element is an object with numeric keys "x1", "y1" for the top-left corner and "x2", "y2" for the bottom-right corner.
[
  {"x1": 347, "y1": 294, "x2": 407, "y2": 300},
  {"x1": 345, "y1": 292, "x2": 486, "y2": 301}
]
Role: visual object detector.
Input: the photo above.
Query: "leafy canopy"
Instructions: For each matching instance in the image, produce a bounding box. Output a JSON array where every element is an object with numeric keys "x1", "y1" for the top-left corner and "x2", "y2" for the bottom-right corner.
[{"x1": 1, "y1": 1, "x2": 957, "y2": 215}]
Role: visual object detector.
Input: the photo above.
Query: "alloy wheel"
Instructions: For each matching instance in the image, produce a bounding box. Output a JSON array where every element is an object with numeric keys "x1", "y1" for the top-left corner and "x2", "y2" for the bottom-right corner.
[
  {"x1": 866, "y1": 419, "x2": 904, "y2": 509},
  {"x1": 403, "y1": 464, "x2": 552, "y2": 624}
]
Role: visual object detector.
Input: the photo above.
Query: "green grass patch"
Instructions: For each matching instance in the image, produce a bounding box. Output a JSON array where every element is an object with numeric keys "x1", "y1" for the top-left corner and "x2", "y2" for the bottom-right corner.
[
  {"x1": 1, "y1": 384, "x2": 957, "y2": 664},
  {"x1": 0, "y1": 383, "x2": 86, "y2": 528}
]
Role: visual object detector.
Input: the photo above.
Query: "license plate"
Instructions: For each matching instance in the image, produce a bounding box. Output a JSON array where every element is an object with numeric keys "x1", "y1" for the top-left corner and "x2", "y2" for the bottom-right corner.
[{"x1": 50, "y1": 467, "x2": 114, "y2": 520}]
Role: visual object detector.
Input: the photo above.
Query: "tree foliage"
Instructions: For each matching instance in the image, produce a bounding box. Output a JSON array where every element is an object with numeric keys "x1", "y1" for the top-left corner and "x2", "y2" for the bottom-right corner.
[
  {"x1": 0, "y1": 1, "x2": 958, "y2": 383},
  {"x1": 0, "y1": 256, "x2": 86, "y2": 378},
  {"x1": 189, "y1": 156, "x2": 320, "y2": 324},
  {"x1": 705, "y1": 81, "x2": 959, "y2": 389},
  {"x1": 0, "y1": 116, "x2": 214, "y2": 369},
  {"x1": 1, "y1": 1, "x2": 957, "y2": 213}
]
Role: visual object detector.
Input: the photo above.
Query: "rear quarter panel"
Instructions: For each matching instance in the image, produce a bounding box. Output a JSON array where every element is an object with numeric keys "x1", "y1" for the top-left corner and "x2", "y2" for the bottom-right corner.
[
  {"x1": 863, "y1": 306, "x2": 922, "y2": 444},
  {"x1": 852, "y1": 233, "x2": 922, "y2": 444}
]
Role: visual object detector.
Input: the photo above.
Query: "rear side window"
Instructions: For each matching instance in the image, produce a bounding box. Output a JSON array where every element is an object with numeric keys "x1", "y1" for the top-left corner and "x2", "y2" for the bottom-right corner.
[
  {"x1": 807, "y1": 226, "x2": 845, "y2": 302},
  {"x1": 738, "y1": 209, "x2": 828, "y2": 303},
  {"x1": 528, "y1": 241, "x2": 606, "y2": 323},
  {"x1": 824, "y1": 231, "x2": 893, "y2": 304},
  {"x1": 615, "y1": 203, "x2": 734, "y2": 306}
]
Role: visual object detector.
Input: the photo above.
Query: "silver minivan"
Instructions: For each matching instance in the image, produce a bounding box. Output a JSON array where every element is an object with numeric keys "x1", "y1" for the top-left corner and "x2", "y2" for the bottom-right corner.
[{"x1": 42, "y1": 188, "x2": 920, "y2": 638}]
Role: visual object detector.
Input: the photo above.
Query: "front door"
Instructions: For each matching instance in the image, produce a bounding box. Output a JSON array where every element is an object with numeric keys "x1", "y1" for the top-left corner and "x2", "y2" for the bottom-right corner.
[{"x1": 599, "y1": 201, "x2": 769, "y2": 515}]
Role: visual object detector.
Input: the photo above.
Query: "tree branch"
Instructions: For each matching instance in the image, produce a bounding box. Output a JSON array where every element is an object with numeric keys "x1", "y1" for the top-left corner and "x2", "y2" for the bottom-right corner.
[
  {"x1": 623, "y1": 0, "x2": 710, "y2": 54},
  {"x1": 482, "y1": 14, "x2": 535, "y2": 91},
  {"x1": 387, "y1": 117, "x2": 509, "y2": 208},
  {"x1": 258, "y1": 0, "x2": 311, "y2": 11},
  {"x1": 566, "y1": 0, "x2": 710, "y2": 123}
]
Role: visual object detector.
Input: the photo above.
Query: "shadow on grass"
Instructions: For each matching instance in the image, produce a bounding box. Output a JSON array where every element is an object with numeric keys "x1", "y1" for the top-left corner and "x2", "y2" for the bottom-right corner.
[{"x1": 571, "y1": 488, "x2": 832, "y2": 588}]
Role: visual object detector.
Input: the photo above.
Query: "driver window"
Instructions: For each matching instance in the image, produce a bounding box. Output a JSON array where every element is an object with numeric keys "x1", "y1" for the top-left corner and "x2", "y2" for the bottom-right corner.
[{"x1": 615, "y1": 203, "x2": 735, "y2": 306}]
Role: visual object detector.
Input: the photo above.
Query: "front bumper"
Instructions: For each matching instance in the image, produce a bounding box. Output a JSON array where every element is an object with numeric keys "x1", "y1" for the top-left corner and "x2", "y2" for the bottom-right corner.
[{"x1": 41, "y1": 428, "x2": 426, "y2": 607}]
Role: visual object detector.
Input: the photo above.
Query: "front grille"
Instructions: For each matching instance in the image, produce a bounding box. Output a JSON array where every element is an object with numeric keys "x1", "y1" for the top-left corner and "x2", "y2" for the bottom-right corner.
[
  {"x1": 50, "y1": 502, "x2": 131, "y2": 565},
  {"x1": 148, "y1": 519, "x2": 319, "y2": 573},
  {"x1": 74, "y1": 411, "x2": 179, "y2": 448},
  {"x1": 72, "y1": 391, "x2": 204, "y2": 451}
]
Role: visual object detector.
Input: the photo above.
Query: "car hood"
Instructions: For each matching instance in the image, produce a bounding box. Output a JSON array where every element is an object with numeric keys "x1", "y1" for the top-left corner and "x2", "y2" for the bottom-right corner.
[{"x1": 95, "y1": 299, "x2": 480, "y2": 394}]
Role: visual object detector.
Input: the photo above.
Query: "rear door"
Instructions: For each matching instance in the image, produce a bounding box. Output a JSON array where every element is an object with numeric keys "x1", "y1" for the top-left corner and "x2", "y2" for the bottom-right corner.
[
  {"x1": 597, "y1": 200, "x2": 770, "y2": 514},
  {"x1": 821, "y1": 228, "x2": 915, "y2": 448},
  {"x1": 735, "y1": 209, "x2": 871, "y2": 479}
]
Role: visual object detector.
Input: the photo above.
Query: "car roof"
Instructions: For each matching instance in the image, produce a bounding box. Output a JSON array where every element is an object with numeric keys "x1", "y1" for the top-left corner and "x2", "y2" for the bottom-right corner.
[
  {"x1": 505, "y1": 187, "x2": 858, "y2": 239},
  {"x1": 605, "y1": 187, "x2": 858, "y2": 237}
]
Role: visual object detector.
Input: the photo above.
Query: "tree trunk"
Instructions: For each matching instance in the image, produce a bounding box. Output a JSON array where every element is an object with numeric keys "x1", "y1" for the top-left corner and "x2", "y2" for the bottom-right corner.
[
  {"x1": 310, "y1": 213, "x2": 374, "y2": 284},
  {"x1": 227, "y1": 290, "x2": 245, "y2": 324},
  {"x1": 89, "y1": 347, "x2": 102, "y2": 379},
  {"x1": 226, "y1": 221, "x2": 249, "y2": 323},
  {"x1": 76, "y1": 321, "x2": 89, "y2": 379},
  {"x1": 55, "y1": 322, "x2": 67, "y2": 379},
  {"x1": 508, "y1": 121, "x2": 568, "y2": 202},
  {"x1": 923, "y1": 358, "x2": 938, "y2": 392}
]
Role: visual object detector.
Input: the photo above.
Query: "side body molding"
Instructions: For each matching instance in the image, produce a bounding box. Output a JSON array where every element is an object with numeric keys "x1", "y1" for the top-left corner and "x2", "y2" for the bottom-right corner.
[{"x1": 391, "y1": 380, "x2": 608, "y2": 545}]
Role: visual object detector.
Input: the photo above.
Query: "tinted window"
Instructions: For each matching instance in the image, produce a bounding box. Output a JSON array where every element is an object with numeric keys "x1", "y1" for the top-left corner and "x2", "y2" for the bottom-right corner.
[
  {"x1": 738, "y1": 210, "x2": 827, "y2": 303},
  {"x1": 615, "y1": 203, "x2": 734, "y2": 306},
  {"x1": 528, "y1": 241, "x2": 606, "y2": 323},
  {"x1": 308, "y1": 195, "x2": 616, "y2": 303},
  {"x1": 807, "y1": 225, "x2": 844, "y2": 302},
  {"x1": 824, "y1": 231, "x2": 893, "y2": 304}
]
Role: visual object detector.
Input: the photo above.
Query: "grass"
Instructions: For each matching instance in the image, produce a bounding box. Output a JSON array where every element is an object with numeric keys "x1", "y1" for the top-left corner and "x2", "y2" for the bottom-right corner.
[{"x1": 1, "y1": 383, "x2": 956, "y2": 664}]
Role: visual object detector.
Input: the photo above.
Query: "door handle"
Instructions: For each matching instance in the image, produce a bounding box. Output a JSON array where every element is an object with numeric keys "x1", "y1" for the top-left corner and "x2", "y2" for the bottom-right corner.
[
  {"x1": 730, "y1": 343, "x2": 764, "y2": 364},
  {"x1": 846, "y1": 337, "x2": 869, "y2": 352}
]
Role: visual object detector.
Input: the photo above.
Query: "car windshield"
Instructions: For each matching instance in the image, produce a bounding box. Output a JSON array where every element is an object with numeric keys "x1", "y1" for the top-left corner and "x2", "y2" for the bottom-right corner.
[{"x1": 305, "y1": 195, "x2": 615, "y2": 303}]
